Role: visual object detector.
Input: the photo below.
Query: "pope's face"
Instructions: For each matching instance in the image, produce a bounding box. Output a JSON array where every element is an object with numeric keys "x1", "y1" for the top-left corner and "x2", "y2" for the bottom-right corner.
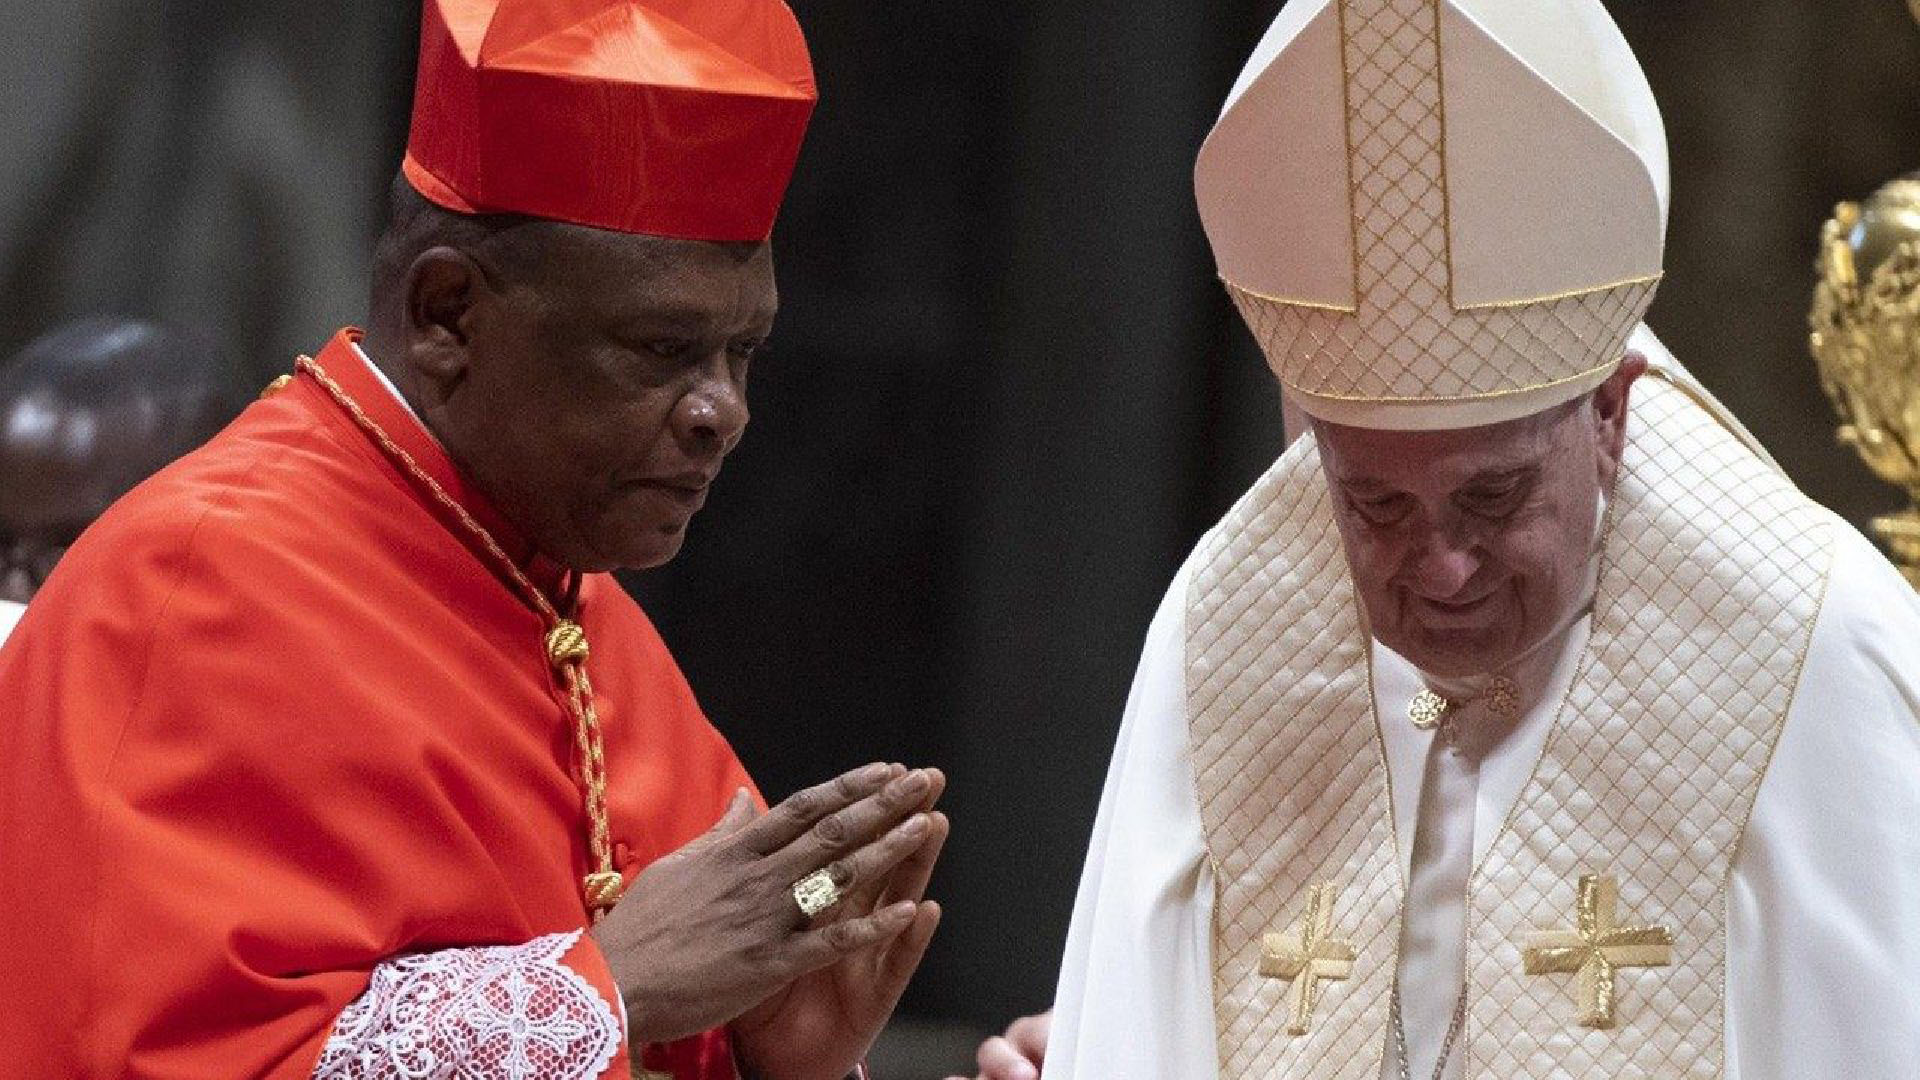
[
  {"x1": 434, "y1": 231, "x2": 774, "y2": 573},
  {"x1": 1313, "y1": 363, "x2": 1639, "y2": 678}
]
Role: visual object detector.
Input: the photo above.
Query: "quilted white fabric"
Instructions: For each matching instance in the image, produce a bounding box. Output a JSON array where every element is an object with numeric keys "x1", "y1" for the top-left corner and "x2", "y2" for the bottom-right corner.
[
  {"x1": 1186, "y1": 420, "x2": 1399, "y2": 1080},
  {"x1": 1461, "y1": 378, "x2": 1828, "y2": 1078},
  {"x1": 313, "y1": 931, "x2": 622, "y2": 1080},
  {"x1": 1186, "y1": 373, "x2": 1830, "y2": 1079}
]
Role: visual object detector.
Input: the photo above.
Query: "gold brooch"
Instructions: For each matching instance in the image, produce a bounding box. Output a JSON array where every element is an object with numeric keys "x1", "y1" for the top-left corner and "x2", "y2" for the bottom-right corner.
[
  {"x1": 1408, "y1": 688, "x2": 1450, "y2": 730},
  {"x1": 1406, "y1": 676, "x2": 1519, "y2": 732}
]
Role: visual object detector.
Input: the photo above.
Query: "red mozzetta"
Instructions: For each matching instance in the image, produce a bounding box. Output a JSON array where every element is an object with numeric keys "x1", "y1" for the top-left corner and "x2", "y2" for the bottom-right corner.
[{"x1": 0, "y1": 329, "x2": 755, "y2": 1078}]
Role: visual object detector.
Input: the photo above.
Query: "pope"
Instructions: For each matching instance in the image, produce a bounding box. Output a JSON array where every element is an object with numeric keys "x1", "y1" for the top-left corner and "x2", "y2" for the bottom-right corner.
[
  {"x1": 972, "y1": 2, "x2": 1920, "y2": 1078},
  {"x1": 0, "y1": 3, "x2": 948, "y2": 1079}
]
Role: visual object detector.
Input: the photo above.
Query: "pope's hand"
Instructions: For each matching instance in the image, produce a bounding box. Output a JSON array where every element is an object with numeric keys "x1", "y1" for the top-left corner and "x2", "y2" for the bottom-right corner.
[
  {"x1": 588, "y1": 761, "x2": 947, "y2": 1076},
  {"x1": 947, "y1": 1010, "x2": 1052, "y2": 1080}
]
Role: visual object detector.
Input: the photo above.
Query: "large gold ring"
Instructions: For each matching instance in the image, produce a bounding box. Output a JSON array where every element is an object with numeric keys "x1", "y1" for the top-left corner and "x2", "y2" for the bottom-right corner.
[{"x1": 792, "y1": 868, "x2": 842, "y2": 919}]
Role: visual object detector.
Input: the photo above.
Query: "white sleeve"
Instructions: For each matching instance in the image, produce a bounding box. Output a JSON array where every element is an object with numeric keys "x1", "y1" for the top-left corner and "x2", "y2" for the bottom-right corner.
[
  {"x1": 313, "y1": 931, "x2": 625, "y2": 1080},
  {"x1": 1044, "y1": 560, "x2": 1219, "y2": 1079},
  {"x1": 1727, "y1": 523, "x2": 1920, "y2": 1079}
]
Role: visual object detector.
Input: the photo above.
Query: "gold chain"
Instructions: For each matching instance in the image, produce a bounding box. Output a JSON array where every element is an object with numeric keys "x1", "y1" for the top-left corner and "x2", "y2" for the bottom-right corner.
[{"x1": 294, "y1": 355, "x2": 622, "y2": 917}]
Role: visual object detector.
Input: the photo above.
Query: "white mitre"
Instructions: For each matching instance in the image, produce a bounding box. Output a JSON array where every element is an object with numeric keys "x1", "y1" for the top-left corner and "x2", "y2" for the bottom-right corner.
[{"x1": 1196, "y1": 0, "x2": 1667, "y2": 430}]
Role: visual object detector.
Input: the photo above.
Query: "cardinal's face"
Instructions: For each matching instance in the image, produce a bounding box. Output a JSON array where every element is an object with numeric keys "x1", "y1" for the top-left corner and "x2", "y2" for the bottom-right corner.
[
  {"x1": 439, "y1": 230, "x2": 775, "y2": 573},
  {"x1": 1313, "y1": 366, "x2": 1637, "y2": 678}
]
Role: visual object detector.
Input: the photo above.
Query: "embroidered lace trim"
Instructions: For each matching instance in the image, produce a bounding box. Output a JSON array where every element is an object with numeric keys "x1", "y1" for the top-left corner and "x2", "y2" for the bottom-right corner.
[{"x1": 314, "y1": 930, "x2": 622, "y2": 1080}]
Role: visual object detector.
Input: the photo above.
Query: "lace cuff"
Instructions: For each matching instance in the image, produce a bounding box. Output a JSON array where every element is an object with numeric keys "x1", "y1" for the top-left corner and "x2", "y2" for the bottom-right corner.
[{"x1": 314, "y1": 930, "x2": 624, "y2": 1080}]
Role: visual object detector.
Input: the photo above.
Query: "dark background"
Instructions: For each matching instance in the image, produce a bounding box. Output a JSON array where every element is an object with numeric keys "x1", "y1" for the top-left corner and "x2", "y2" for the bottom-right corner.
[{"x1": 3, "y1": 0, "x2": 1916, "y2": 1072}]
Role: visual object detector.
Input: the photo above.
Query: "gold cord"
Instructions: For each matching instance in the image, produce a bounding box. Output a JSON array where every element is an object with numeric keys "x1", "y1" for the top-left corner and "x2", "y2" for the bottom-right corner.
[{"x1": 295, "y1": 355, "x2": 621, "y2": 917}]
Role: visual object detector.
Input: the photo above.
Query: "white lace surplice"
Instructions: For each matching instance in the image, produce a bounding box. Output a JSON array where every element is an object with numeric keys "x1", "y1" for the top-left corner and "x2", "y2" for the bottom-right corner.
[{"x1": 314, "y1": 931, "x2": 623, "y2": 1080}]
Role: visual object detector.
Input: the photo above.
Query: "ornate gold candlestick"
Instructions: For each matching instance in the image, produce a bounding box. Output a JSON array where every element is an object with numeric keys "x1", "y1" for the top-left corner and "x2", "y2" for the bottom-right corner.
[{"x1": 1810, "y1": 175, "x2": 1920, "y2": 587}]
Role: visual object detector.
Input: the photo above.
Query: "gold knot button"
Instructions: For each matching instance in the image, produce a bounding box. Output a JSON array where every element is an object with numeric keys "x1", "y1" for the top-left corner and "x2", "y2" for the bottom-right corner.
[
  {"x1": 583, "y1": 870, "x2": 625, "y2": 912},
  {"x1": 546, "y1": 620, "x2": 590, "y2": 668},
  {"x1": 259, "y1": 373, "x2": 294, "y2": 399}
]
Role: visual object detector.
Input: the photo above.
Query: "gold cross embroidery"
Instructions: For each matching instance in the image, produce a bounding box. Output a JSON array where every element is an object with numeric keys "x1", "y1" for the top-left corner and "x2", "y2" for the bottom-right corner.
[
  {"x1": 1260, "y1": 882, "x2": 1358, "y2": 1035},
  {"x1": 1521, "y1": 874, "x2": 1673, "y2": 1029}
]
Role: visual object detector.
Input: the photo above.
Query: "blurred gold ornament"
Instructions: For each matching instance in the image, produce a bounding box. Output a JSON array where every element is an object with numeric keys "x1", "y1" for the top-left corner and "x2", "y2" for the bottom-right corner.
[{"x1": 1810, "y1": 176, "x2": 1920, "y2": 586}]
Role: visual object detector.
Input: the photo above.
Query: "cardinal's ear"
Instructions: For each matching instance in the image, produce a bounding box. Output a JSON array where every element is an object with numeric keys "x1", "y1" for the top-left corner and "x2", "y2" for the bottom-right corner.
[{"x1": 402, "y1": 245, "x2": 495, "y2": 406}]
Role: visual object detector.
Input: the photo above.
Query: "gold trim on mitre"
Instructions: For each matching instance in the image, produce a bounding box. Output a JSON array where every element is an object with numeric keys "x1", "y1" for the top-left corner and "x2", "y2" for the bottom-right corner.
[
  {"x1": 1281, "y1": 358, "x2": 1617, "y2": 432},
  {"x1": 1457, "y1": 273, "x2": 1667, "y2": 313}
]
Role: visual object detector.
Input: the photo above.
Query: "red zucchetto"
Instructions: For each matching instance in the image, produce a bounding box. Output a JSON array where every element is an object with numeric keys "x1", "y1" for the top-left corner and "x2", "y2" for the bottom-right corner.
[{"x1": 403, "y1": 0, "x2": 817, "y2": 242}]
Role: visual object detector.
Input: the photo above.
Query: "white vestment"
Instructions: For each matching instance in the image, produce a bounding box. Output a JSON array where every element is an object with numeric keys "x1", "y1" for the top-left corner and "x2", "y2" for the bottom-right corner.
[
  {"x1": 1047, "y1": 517, "x2": 1920, "y2": 1080},
  {"x1": 0, "y1": 600, "x2": 23, "y2": 643},
  {"x1": 1126, "y1": 0, "x2": 1875, "y2": 1067}
]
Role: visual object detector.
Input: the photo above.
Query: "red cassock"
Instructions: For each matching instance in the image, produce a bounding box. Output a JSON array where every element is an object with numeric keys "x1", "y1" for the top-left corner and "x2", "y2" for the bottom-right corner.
[{"x1": 0, "y1": 329, "x2": 754, "y2": 1079}]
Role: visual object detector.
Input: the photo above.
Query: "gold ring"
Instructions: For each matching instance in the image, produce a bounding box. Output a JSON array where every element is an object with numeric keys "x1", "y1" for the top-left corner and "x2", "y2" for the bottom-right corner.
[{"x1": 792, "y1": 868, "x2": 842, "y2": 919}]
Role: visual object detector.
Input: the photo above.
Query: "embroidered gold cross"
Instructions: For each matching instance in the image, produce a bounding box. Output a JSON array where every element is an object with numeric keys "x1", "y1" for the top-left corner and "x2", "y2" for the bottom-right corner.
[
  {"x1": 1260, "y1": 882, "x2": 1357, "y2": 1035},
  {"x1": 1522, "y1": 874, "x2": 1673, "y2": 1029}
]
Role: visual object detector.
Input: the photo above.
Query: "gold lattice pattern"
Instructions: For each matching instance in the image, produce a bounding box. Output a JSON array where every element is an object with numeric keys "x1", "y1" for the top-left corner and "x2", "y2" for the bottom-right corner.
[
  {"x1": 1461, "y1": 381, "x2": 1829, "y2": 1078},
  {"x1": 1228, "y1": 0, "x2": 1657, "y2": 406},
  {"x1": 1187, "y1": 436, "x2": 1398, "y2": 1080},
  {"x1": 1186, "y1": 372, "x2": 1831, "y2": 1080}
]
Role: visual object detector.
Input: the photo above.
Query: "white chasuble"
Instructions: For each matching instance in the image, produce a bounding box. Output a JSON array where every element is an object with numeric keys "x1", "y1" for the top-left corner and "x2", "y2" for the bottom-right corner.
[{"x1": 1045, "y1": 373, "x2": 1920, "y2": 1079}]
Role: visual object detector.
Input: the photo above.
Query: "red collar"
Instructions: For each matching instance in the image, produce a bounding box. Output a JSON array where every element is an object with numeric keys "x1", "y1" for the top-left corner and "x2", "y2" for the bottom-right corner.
[{"x1": 301, "y1": 328, "x2": 573, "y2": 607}]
